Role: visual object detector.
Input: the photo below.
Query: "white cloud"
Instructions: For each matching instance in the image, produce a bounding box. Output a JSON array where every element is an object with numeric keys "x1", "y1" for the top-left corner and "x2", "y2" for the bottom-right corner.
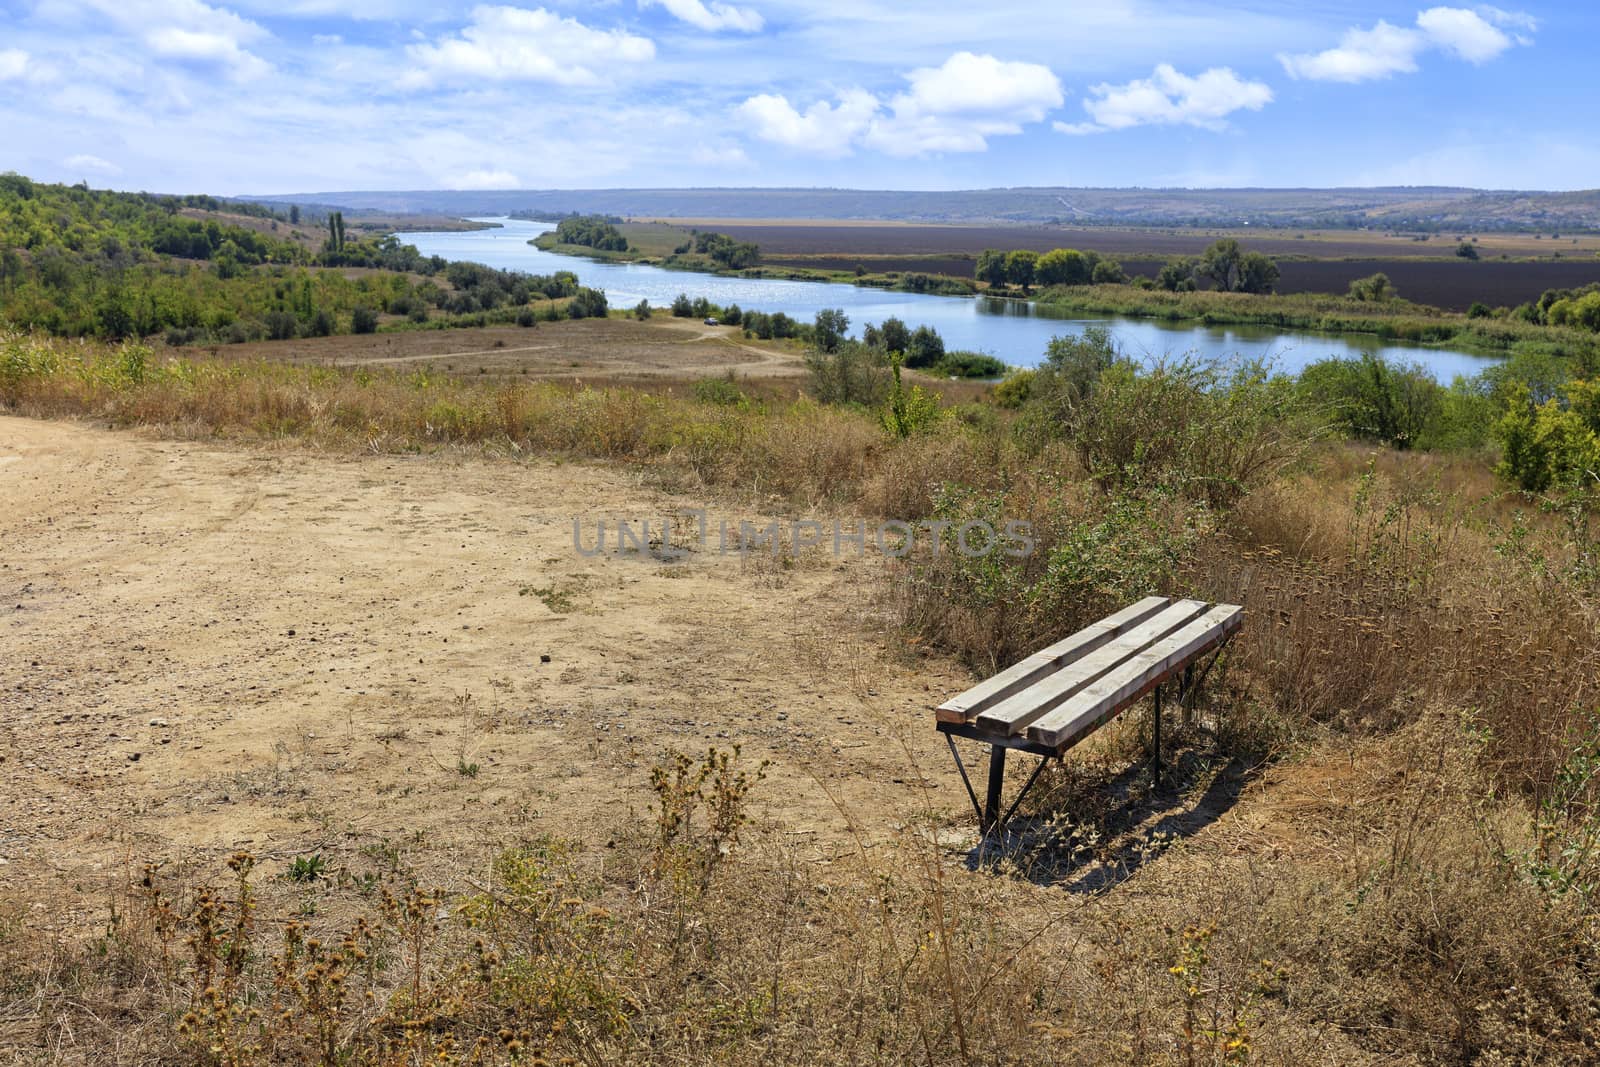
[
  {"x1": 64, "y1": 152, "x2": 122, "y2": 174},
  {"x1": 1056, "y1": 63, "x2": 1271, "y2": 135},
  {"x1": 735, "y1": 89, "x2": 878, "y2": 156},
  {"x1": 737, "y1": 51, "x2": 1061, "y2": 157},
  {"x1": 446, "y1": 167, "x2": 520, "y2": 189},
  {"x1": 37, "y1": 0, "x2": 273, "y2": 79},
  {"x1": 0, "y1": 48, "x2": 29, "y2": 81},
  {"x1": 641, "y1": 0, "x2": 763, "y2": 33},
  {"x1": 894, "y1": 51, "x2": 1061, "y2": 117},
  {"x1": 145, "y1": 27, "x2": 270, "y2": 79},
  {"x1": 404, "y1": 6, "x2": 655, "y2": 88},
  {"x1": 1280, "y1": 6, "x2": 1534, "y2": 83},
  {"x1": 1416, "y1": 6, "x2": 1512, "y2": 61}
]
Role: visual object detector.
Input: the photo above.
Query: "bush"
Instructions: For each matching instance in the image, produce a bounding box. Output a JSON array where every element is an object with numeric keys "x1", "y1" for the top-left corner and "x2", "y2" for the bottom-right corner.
[
  {"x1": 993, "y1": 369, "x2": 1034, "y2": 409},
  {"x1": 351, "y1": 305, "x2": 379, "y2": 334},
  {"x1": 692, "y1": 376, "x2": 747, "y2": 407},
  {"x1": 880, "y1": 358, "x2": 944, "y2": 438},
  {"x1": 933, "y1": 351, "x2": 1007, "y2": 379},
  {"x1": 567, "y1": 287, "x2": 608, "y2": 320},
  {"x1": 804, "y1": 341, "x2": 889, "y2": 407},
  {"x1": 1297, "y1": 354, "x2": 1442, "y2": 449},
  {"x1": 264, "y1": 310, "x2": 298, "y2": 341},
  {"x1": 633, "y1": 299, "x2": 652, "y2": 321},
  {"x1": 1496, "y1": 378, "x2": 1600, "y2": 491},
  {"x1": 1348, "y1": 273, "x2": 1395, "y2": 302},
  {"x1": 515, "y1": 308, "x2": 537, "y2": 328}
]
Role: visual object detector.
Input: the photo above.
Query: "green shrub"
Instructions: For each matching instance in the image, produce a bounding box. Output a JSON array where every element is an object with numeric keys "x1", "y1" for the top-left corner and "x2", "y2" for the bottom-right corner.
[
  {"x1": 692, "y1": 376, "x2": 747, "y2": 407},
  {"x1": 1297, "y1": 354, "x2": 1442, "y2": 449},
  {"x1": 804, "y1": 342, "x2": 889, "y2": 407},
  {"x1": 880, "y1": 358, "x2": 944, "y2": 438},
  {"x1": 1496, "y1": 379, "x2": 1600, "y2": 491}
]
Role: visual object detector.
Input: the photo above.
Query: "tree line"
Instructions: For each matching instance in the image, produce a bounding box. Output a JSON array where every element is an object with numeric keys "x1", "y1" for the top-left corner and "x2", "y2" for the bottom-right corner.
[{"x1": 975, "y1": 238, "x2": 1281, "y2": 295}]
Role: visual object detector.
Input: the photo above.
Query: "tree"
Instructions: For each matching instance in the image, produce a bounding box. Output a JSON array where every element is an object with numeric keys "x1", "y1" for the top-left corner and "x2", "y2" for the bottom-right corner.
[
  {"x1": 1236, "y1": 252, "x2": 1278, "y2": 294},
  {"x1": 1091, "y1": 258, "x2": 1127, "y2": 284},
  {"x1": 351, "y1": 305, "x2": 379, "y2": 333},
  {"x1": 813, "y1": 308, "x2": 849, "y2": 353},
  {"x1": 1347, "y1": 272, "x2": 1394, "y2": 302},
  {"x1": 905, "y1": 325, "x2": 945, "y2": 368},
  {"x1": 1196, "y1": 239, "x2": 1277, "y2": 293},
  {"x1": 1156, "y1": 256, "x2": 1198, "y2": 292},
  {"x1": 633, "y1": 299, "x2": 652, "y2": 320},
  {"x1": 975, "y1": 249, "x2": 1008, "y2": 287},
  {"x1": 876, "y1": 316, "x2": 910, "y2": 354},
  {"x1": 1037, "y1": 247, "x2": 1090, "y2": 286},
  {"x1": 1004, "y1": 249, "x2": 1039, "y2": 290},
  {"x1": 289, "y1": 205, "x2": 300, "y2": 225},
  {"x1": 671, "y1": 293, "x2": 693, "y2": 317},
  {"x1": 1456, "y1": 240, "x2": 1479, "y2": 260},
  {"x1": 567, "y1": 287, "x2": 608, "y2": 319}
]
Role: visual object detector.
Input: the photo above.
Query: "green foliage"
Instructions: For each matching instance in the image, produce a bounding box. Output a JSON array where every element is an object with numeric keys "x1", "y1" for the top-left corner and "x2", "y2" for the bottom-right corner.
[
  {"x1": 692, "y1": 376, "x2": 748, "y2": 407},
  {"x1": 812, "y1": 308, "x2": 849, "y2": 354},
  {"x1": 1297, "y1": 354, "x2": 1442, "y2": 449},
  {"x1": 880, "y1": 357, "x2": 944, "y2": 438},
  {"x1": 566, "y1": 287, "x2": 609, "y2": 320},
  {"x1": 687, "y1": 231, "x2": 760, "y2": 269},
  {"x1": 1003, "y1": 249, "x2": 1038, "y2": 289},
  {"x1": 1019, "y1": 328, "x2": 1304, "y2": 508},
  {"x1": 905, "y1": 483, "x2": 1212, "y2": 671},
  {"x1": 1347, "y1": 272, "x2": 1396, "y2": 302},
  {"x1": 555, "y1": 215, "x2": 629, "y2": 252},
  {"x1": 633, "y1": 299, "x2": 652, "y2": 321},
  {"x1": 1037, "y1": 248, "x2": 1093, "y2": 287},
  {"x1": 1547, "y1": 291, "x2": 1600, "y2": 332},
  {"x1": 992, "y1": 369, "x2": 1034, "y2": 408},
  {"x1": 286, "y1": 854, "x2": 326, "y2": 883},
  {"x1": 1156, "y1": 256, "x2": 1199, "y2": 292},
  {"x1": 904, "y1": 324, "x2": 945, "y2": 368},
  {"x1": 1091, "y1": 258, "x2": 1127, "y2": 285},
  {"x1": 1495, "y1": 378, "x2": 1600, "y2": 492},
  {"x1": 1196, "y1": 239, "x2": 1279, "y2": 294},
  {"x1": 1456, "y1": 240, "x2": 1480, "y2": 260},
  {"x1": 975, "y1": 248, "x2": 1009, "y2": 286},
  {"x1": 0, "y1": 176, "x2": 598, "y2": 344},
  {"x1": 931, "y1": 350, "x2": 1006, "y2": 378},
  {"x1": 861, "y1": 316, "x2": 909, "y2": 355},
  {"x1": 804, "y1": 339, "x2": 889, "y2": 407}
]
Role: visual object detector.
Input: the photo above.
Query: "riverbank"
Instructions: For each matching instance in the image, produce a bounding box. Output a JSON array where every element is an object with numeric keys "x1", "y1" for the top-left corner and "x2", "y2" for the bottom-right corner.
[{"x1": 1029, "y1": 283, "x2": 1600, "y2": 366}]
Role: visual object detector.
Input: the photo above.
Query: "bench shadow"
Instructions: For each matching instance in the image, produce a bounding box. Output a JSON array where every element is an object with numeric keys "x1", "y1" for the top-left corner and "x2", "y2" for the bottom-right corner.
[{"x1": 961, "y1": 748, "x2": 1261, "y2": 895}]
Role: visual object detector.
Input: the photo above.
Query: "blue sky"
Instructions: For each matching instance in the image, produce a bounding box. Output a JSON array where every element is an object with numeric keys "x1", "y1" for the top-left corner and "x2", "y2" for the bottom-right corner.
[{"x1": 0, "y1": 0, "x2": 1594, "y2": 195}]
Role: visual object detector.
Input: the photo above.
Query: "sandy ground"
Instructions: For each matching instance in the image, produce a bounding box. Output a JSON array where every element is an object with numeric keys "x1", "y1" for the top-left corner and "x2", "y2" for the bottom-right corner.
[{"x1": 0, "y1": 415, "x2": 973, "y2": 919}]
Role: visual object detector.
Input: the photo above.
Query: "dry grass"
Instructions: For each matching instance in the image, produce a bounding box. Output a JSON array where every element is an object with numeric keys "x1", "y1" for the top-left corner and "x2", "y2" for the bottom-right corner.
[{"x1": 6, "y1": 331, "x2": 1600, "y2": 1064}]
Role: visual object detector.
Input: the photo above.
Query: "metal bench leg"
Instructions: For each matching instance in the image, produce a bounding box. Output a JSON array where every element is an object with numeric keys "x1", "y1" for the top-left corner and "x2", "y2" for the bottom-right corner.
[
  {"x1": 1152, "y1": 683, "x2": 1163, "y2": 789},
  {"x1": 983, "y1": 745, "x2": 1007, "y2": 831}
]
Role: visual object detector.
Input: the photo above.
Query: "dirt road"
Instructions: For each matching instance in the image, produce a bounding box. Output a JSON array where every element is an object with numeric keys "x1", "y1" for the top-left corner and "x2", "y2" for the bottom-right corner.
[{"x1": 0, "y1": 416, "x2": 965, "y2": 918}]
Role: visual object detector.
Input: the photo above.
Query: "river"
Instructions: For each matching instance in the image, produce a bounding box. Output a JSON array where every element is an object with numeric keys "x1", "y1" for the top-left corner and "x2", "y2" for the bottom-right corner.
[{"x1": 400, "y1": 217, "x2": 1501, "y2": 380}]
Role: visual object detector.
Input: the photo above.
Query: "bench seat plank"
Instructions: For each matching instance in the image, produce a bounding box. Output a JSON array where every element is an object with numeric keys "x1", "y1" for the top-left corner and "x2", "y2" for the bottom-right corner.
[
  {"x1": 933, "y1": 595, "x2": 1170, "y2": 725},
  {"x1": 1026, "y1": 604, "x2": 1243, "y2": 750},
  {"x1": 971, "y1": 599, "x2": 1210, "y2": 736}
]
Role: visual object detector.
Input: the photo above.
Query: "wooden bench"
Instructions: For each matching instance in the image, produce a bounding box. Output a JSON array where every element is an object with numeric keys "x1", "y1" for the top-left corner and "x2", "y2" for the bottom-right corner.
[{"x1": 935, "y1": 596, "x2": 1243, "y2": 832}]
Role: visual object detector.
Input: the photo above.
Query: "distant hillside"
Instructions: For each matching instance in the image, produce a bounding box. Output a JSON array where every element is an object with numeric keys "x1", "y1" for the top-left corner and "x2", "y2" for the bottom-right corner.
[{"x1": 254, "y1": 186, "x2": 1600, "y2": 232}]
